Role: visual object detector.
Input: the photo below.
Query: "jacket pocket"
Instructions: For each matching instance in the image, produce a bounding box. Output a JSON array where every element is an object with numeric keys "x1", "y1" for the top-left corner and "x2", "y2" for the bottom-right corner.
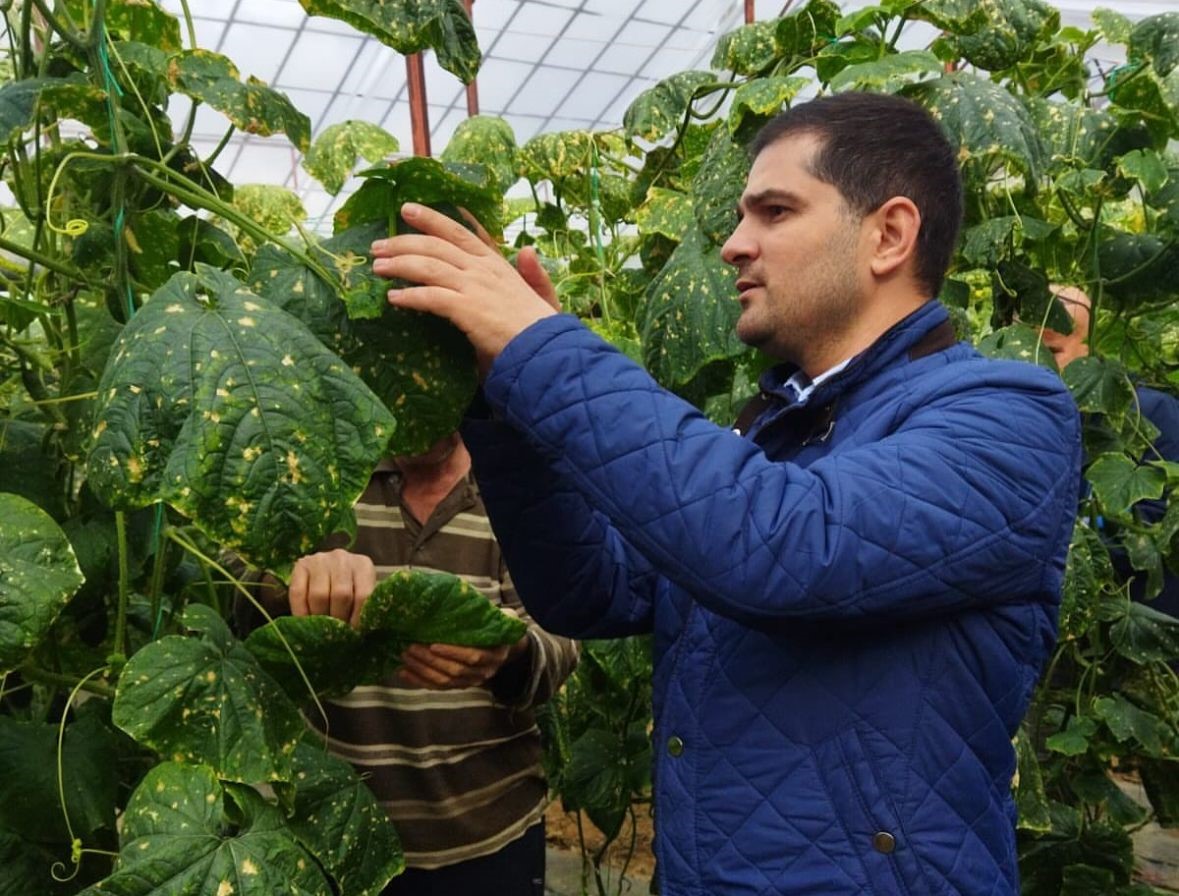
[{"x1": 814, "y1": 728, "x2": 921, "y2": 896}]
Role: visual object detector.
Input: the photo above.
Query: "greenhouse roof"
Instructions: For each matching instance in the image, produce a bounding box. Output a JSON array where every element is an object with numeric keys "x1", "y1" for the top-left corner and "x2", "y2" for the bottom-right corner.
[{"x1": 161, "y1": 0, "x2": 1175, "y2": 231}]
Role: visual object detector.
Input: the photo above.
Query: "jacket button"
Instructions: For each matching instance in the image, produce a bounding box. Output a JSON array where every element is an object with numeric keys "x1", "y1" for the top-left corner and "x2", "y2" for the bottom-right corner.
[
  {"x1": 666, "y1": 736, "x2": 684, "y2": 757},
  {"x1": 872, "y1": 832, "x2": 896, "y2": 854}
]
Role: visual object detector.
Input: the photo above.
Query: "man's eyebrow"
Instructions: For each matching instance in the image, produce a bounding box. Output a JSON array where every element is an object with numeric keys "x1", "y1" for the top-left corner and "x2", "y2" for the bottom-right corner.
[{"x1": 738, "y1": 188, "x2": 802, "y2": 211}]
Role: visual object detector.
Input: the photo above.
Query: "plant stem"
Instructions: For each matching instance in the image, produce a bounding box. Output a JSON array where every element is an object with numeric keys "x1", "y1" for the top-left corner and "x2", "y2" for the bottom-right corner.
[
  {"x1": 19, "y1": 665, "x2": 116, "y2": 699},
  {"x1": 30, "y1": 0, "x2": 88, "y2": 50},
  {"x1": 113, "y1": 510, "x2": 130, "y2": 659},
  {"x1": 0, "y1": 235, "x2": 90, "y2": 282}
]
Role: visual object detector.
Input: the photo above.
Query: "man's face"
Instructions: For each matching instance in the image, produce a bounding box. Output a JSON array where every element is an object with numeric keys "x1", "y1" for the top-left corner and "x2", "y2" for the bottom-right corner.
[{"x1": 721, "y1": 132, "x2": 867, "y2": 368}]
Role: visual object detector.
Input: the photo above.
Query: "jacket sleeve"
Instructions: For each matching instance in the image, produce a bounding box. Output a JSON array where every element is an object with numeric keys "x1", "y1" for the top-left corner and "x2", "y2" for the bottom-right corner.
[
  {"x1": 475, "y1": 315, "x2": 1082, "y2": 631},
  {"x1": 464, "y1": 410, "x2": 662, "y2": 639}
]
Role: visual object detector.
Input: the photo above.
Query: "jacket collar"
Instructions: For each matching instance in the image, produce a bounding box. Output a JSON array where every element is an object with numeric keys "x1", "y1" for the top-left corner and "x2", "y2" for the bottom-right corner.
[{"x1": 757, "y1": 300, "x2": 951, "y2": 409}]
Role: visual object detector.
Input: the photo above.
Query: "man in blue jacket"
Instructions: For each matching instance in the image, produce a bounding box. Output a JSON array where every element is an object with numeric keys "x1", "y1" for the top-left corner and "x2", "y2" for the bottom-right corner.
[{"x1": 372, "y1": 92, "x2": 1082, "y2": 895}]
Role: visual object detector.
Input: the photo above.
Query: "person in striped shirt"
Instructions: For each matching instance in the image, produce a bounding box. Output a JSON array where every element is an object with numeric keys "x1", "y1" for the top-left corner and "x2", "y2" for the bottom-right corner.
[{"x1": 268, "y1": 431, "x2": 578, "y2": 895}]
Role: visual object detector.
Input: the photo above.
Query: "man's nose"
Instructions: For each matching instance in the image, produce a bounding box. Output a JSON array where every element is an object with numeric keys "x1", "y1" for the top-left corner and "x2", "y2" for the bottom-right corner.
[{"x1": 720, "y1": 222, "x2": 755, "y2": 266}]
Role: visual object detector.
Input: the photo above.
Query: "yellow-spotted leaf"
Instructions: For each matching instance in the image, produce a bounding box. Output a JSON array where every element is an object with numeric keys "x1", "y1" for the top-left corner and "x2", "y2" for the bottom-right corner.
[
  {"x1": 287, "y1": 741, "x2": 404, "y2": 895},
  {"x1": 303, "y1": 120, "x2": 400, "y2": 195},
  {"x1": 166, "y1": 50, "x2": 310, "y2": 150},
  {"x1": 79, "y1": 762, "x2": 332, "y2": 896},
  {"x1": 111, "y1": 606, "x2": 305, "y2": 783},
  {"x1": 298, "y1": 0, "x2": 481, "y2": 83},
  {"x1": 85, "y1": 265, "x2": 395, "y2": 570},
  {"x1": 0, "y1": 493, "x2": 84, "y2": 674},
  {"x1": 250, "y1": 222, "x2": 476, "y2": 456}
]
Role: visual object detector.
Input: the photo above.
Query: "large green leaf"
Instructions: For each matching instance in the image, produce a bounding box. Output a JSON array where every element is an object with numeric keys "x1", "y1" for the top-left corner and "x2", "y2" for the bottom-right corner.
[
  {"x1": 1109, "y1": 600, "x2": 1179, "y2": 665},
  {"x1": 112, "y1": 605, "x2": 305, "y2": 783},
  {"x1": 440, "y1": 115, "x2": 517, "y2": 194},
  {"x1": 0, "y1": 705, "x2": 118, "y2": 844},
  {"x1": 303, "y1": 120, "x2": 400, "y2": 195},
  {"x1": 288, "y1": 741, "x2": 404, "y2": 895},
  {"x1": 246, "y1": 570, "x2": 526, "y2": 698},
  {"x1": 516, "y1": 129, "x2": 596, "y2": 184},
  {"x1": 1129, "y1": 12, "x2": 1179, "y2": 77},
  {"x1": 914, "y1": 0, "x2": 1058, "y2": 70},
  {"x1": 250, "y1": 222, "x2": 476, "y2": 456},
  {"x1": 624, "y1": 71, "x2": 715, "y2": 143},
  {"x1": 692, "y1": 127, "x2": 750, "y2": 246},
  {"x1": 333, "y1": 156, "x2": 501, "y2": 239},
  {"x1": 1086, "y1": 452, "x2": 1167, "y2": 515},
  {"x1": 0, "y1": 421, "x2": 66, "y2": 519},
  {"x1": 127, "y1": 209, "x2": 181, "y2": 290},
  {"x1": 638, "y1": 226, "x2": 743, "y2": 389},
  {"x1": 1093, "y1": 694, "x2": 1170, "y2": 756},
  {"x1": 359, "y1": 569, "x2": 526, "y2": 645},
  {"x1": 0, "y1": 493, "x2": 84, "y2": 674},
  {"x1": 230, "y1": 184, "x2": 306, "y2": 238},
  {"x1": 85, "y1": 266, "x2": 394, "y2": 570},
  {"x1": 1098, "y1": 231, "x2": 1179, "y2": 308},
  {"x1": 298, "y1": 0, "x2": 481, "y2": 83},
  {"x1": 635, "y1": 188, "x2": 694, "y2": 242},
  {"x1": 66, "y1": 0, "x2": 181, "y2": 51},
  {"x1": 1062, "y1": 356, "x2": 1136, "y2": 416},
  {"x1": 244, "y1": 614, "x2": 373, "y2": 698},
  {"x1": 711, "y1": 21, "x2": 782, "y2": 75},
  {"x1": 727, "y1": 76, "x2": 809, "y2": 137},
  {"x1": 906, "y1": 73, "x2": 1045, "y2": 187},
  {"x1": 828, "y1": 50, "x2": 943, "y2": 92},
  {"x1": 80, "y1": 762, "x2": 332, "y2": 896},
  {"x1": 166, "y1": 50, "x2": 310, "y2": 150},
  {"x1": 0, "y1": 77, "x2": 108, "y2": 143},
  {"x1": 975, "y1": 324, "x2": 1057, "y2": 370}
]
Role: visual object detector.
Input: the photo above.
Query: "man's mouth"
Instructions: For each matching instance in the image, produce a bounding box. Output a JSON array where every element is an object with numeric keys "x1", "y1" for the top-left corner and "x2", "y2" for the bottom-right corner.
[{"x1": 735, "y1": 279, "x2": 761, "y2": 302}]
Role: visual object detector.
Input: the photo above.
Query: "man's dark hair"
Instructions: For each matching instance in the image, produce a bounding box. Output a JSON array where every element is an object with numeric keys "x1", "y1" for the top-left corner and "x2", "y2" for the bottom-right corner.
[{"x1": 751, "y1": 92, "x2": 963, "y2": 297}]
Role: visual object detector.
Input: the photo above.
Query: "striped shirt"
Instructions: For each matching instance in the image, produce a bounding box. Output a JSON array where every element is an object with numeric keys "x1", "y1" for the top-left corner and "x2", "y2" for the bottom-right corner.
[{"x1": 311, "y1": 468, "x2": 579, "y2": 869}]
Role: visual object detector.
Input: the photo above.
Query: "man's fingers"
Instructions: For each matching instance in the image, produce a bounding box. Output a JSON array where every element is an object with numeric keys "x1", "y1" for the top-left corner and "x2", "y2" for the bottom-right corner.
[
  {"x1": 349, "y1": 562, "x2": 376, "y2": 628},
  {"x1": 288, "y1": 562, "x2": 310, "y2": 616},
  {"x1": 516, "y1": 247, "x2": 560, "y2": 311},
  {"x1": 458, "y1": 206, "x2": 497, "y2": 251},
  {"x1": 386, "y1": 283, "x2": 463, "y2": 318},
  {"x1": 401, "y1": 203, "x2": 492, "y2": 254},
  {"x1": 373, "y1": 252, "x2": 469, "y2": 292}
]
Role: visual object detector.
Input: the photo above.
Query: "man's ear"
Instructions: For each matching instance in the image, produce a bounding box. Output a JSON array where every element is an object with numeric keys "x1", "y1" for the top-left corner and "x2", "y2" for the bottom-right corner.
[{"x1": 867, "y1": 196, "x2": 921, "y2": 280}]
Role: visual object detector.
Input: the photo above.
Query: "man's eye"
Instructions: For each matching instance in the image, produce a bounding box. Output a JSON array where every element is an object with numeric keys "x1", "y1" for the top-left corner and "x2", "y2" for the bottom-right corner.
[{"x1": 766, "y1": 205, "x2": 789, "y2": 218}]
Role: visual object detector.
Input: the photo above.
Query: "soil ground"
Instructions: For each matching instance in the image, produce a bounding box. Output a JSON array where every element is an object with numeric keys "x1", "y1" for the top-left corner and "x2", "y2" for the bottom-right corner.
[{"x1": 544, "y1": 801, "x2": 655, "y2": 895}]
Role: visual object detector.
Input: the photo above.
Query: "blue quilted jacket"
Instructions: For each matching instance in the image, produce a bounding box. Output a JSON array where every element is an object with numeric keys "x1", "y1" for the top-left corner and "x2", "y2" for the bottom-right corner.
[{"x1": 463, "y1": 301, "x2": 1081, "y2": 895}]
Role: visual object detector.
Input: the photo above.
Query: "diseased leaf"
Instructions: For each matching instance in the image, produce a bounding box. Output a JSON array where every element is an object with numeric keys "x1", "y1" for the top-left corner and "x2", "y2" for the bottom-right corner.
[
  {"x1": 1062, "y1": 356, "x2": 1136, "y2": 417},
  {"x1": 1014, "y1": 729, "x2": 1052, "y2": 832},
  {"x1": 298, "y1": 0, "x2": 481, "y2": 83},
  {"x1": 440, "y1": 115, "x2": 517, "y2": 194},
  {"x1": 1093, "y1": 695, "x2": 1169, "y2": 756},
  {"x1": 828, "y1": 50, "x2": 943, "y2": 92},
  {"x1": 623, "y1": 71, "x2": 715, "y2": 143},
  {"x1": 230, "y1": 184, "x2": 306, "y2": 238},
  {"x1": 635, "y1": 188, "x2": 694, "y2": 242},
  {"x1": 85, "y1": 266, "x2": 395, "y2": 570},
  {"x1": 1117, "y1": 148, "x2": 1169, "y2": 193},
  {"x1": 692, "y1": 127, "x2": 750, "y2": 245},
  {"x1": 303, "y1": 120, "x2": 400, "y2": 195},
  {"x1": 0, "y1": 493, "x2": 84, "y2": 674},
  {"x1": 1046, "y1": 715, "x2": 1098, "y2": 756},
  {"x1": 1109, "y1": 598, "x2": 1179, "y2": 665},
  {"x1": 1128, "y1": 12, "x2": 1179, "y2": 77},
  {"x1": 913, "y1": 0, "x2": 1058, "y2": 71},
  {"x1": 1087, "y1": 453, "x2": 1167, "y2": 516},
  {"x1": 975, "y1": 323, "x2": 1058, "y2": 370},
  {"x1": 246, "y1": 570, "x2": 525, "y2": 698},
  {"x1": 245, "y1": 615, "x2": 373, "y2": 698},
  {"x1": 906, "y1": 73, "x2": 1045, "y2": 187},
  {"x1": 358, "y1": 570, "x2": 526, "y2": 647},
  {"x1": 112, "y1": 605, "x2": 305, "y2": 783},
  {"x1": 288, "y1": 741, "x2": 404, "y2": 895},
  {"x1": 0, "y1": 705, "x2": 118, "y2": 844},
  {"x1": 1092, "y1": 7, "x2": 1133, "y2": 45},
  {"x1": 711, "y1": 21, "x2": 782, "y2": 75},
  {"x1": 0, "y1": 77, "x2": 108, "y2": 143},
  {"x1": 65, "y1": 0, "x2": 182, "y2": 52},
  {"x1": 166, "y1": 50, "x2": 310, "y2": 150},
  {"x1": 251, "y1": 222, "x2": 476, "y2": 456},
  {"x1": 638, "y1": 226, "x2": 743, "y2": 389},
  {"x1": 79, "y1": 762, "x2": 332, "y2": 896},
  {"x1": 1098, "y1": 231, "x2": 1179, "y2": 309},
  {"x1": 727, "y1": 77, "x2": 808, "y2": 136},
  {"x1": 333, "y1": 156, "x2": 501, "y2": 238}
]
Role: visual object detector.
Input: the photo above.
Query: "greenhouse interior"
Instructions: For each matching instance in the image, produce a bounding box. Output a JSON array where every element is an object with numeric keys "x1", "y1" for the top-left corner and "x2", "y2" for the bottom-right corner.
[{"x1": 2, "y1": 0, "x2": 1179, "y2": 894}]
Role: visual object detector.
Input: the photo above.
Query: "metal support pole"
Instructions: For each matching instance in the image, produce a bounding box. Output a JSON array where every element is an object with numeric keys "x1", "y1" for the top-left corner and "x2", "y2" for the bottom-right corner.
[
  {"x1": 745, "y1": 0, "x2": 755, "y2": 24},
  {"x1": 406, "y1": 53, "x2": 432, "y2": 157}
]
